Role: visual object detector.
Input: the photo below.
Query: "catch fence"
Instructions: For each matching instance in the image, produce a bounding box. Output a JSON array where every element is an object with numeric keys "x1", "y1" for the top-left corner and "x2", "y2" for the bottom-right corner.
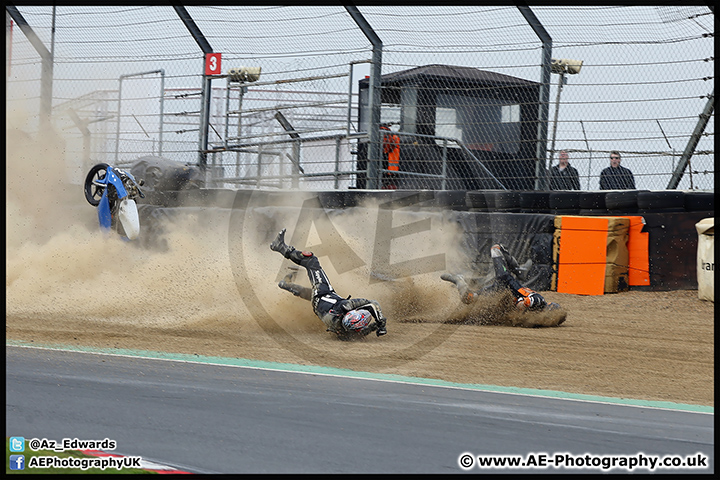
[{"x1": 6, "y1": 6, "x2": 714, "y2": 191}]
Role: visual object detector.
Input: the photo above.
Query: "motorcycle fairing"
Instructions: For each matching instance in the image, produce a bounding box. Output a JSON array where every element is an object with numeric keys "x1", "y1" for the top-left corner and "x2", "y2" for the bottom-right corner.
[
  {"x1": 102, "y1": 167, "x2": 129, "y2": 199},
  {"x1": 97, "y1": 194, "x2": 113, "y2": 231},
  {"x1": 117, "y1": 198, "x2": 140, "y2": 240},
  {"x1": 95, "y1": 165, "x2": 130, "y2": 235}
]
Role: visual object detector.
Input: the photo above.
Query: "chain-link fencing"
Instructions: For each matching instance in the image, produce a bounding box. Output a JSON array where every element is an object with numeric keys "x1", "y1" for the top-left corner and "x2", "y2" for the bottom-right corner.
[{"x1": 6, "y1": 6, "x2": 714, "y2": 191}]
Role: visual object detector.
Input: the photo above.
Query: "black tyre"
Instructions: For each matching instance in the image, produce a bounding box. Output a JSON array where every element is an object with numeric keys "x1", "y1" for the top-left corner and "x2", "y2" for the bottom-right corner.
[
  {"x1": 84, "y1": 163, "x2": 109, "y2": 206},
  {"x1": 467, "y1": 190, "x2": 502, "y2": 211},
  {"x1": 579, "y1": 192, "x2": 607, "y2": 210},
  {"x1": 684, "y1": 191, "x2": 714, "y2": 212},
  {"x1": 637, "y1": 191, "x2": 685, "y2": 211},
  {"x1": 549, "y1": 191, "x2": 581, "y2": 210},
  {"x1": 435, "y1": 190, "x2": 468, "y2": 209},
  {"x1": 605, "y1": 190, "x2": 648, "y2": 211},
  {"x1": 140, "y1": 166, "x2": 163, "y2": 192},
  {"x1": 494, "y1": 191, "x2": 522, "y2": 212},
  {"x1": 520, "y1": 191, "x2": 551, "y2": 212}
]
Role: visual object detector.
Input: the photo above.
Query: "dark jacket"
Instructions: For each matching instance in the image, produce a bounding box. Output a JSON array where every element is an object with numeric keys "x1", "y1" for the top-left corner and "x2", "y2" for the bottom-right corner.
[
  {"x1": 549, "y1": 164, "x2": 581, "y2": 190},
  {"x1": 285, "y1": 248, "x2": 386, "y2": 337},
  {"x1": 599, "y1": 165, "x2": 636, "y2": 190},
  {"x1": 318, "y1": 297, "x2": 385, "y2": 339}
]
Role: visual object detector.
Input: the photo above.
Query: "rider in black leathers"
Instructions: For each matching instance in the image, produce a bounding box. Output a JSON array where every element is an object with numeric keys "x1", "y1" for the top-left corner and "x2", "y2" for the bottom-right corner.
[
  {"x1": 270, "y1": 228, "x2": 388, "y2": 339},
  {"x1": 442, "y1": 243, "x2": 560, "y2": 312}
]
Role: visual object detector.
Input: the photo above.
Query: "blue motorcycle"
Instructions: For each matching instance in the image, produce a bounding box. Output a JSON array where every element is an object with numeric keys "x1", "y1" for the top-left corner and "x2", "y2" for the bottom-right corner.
[{"x1": 84, "y1": 163, "x2": 144, "y2": 240}]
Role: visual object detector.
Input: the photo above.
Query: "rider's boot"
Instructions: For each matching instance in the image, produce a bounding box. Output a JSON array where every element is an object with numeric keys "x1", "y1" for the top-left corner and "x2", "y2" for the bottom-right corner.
[
  {"x1": 278, "y1": 273, "x2": 312, "y2": 300},
  {"x1": 496, "y1": 244, "x2": 519, "y2": 273},
  {"x1": 440, "y1": 273, "x2": 462, "y2": 285},
  {"x1": 441, "y1": 273, "x2": 476, "y2": 305},
  {"x1": 282, "y1": 266, "x2": 299, "y2": 284},
  {"x1": 517, "y1": 259, "x2": 533, "y2": 281},
  {"x1": 494, "y1": 244, "x2": 531, "y2": 280},
  {"x1": 278, "y1": 280, "x2": 304, "y2": 297},
  {"x1": 270, "y1": 228, "x2": 295, "y2": 259}
]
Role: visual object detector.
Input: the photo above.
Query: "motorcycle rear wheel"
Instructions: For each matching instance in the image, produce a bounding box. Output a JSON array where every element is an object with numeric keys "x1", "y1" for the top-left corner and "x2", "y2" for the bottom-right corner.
[{"x1": 84, "y1": 163, "x2": 110, "y2": 206}]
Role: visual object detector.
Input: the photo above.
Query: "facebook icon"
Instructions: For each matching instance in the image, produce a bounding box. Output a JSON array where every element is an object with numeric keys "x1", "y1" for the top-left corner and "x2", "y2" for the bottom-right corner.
[{"x1": 10, "y1": 455, "x2": 25, "y2": 470}]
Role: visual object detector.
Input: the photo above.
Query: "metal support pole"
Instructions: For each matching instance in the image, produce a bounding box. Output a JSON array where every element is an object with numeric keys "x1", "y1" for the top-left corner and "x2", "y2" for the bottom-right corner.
[
  {"x1": 237, "y1": 86, "x2": 245, "y2": 176},
  {"x1": 548, "y1": 72, "x2": 565, "y2": 171},
  {"x1": 158, "y1": 69, "x2": 165, "y2": 156},
  {"x1": 580, "y1": 120, "x2": 592, "y2": 190},
  {"x1": 440, "y1": 139, "x2": 448, "y2": 190},
  {"x1": 346, "y1": 62, "x2": 355, "y2": 137},
  {"x1": 115, "y1": 77, "x2": 124, "y2": 163},
  {"x1": 224, "y1": 79, "x2": 231, "y2": 150},
  {"x1": 48, "y1": 6, "x2": 55, "y2": 126},
  {"x1": 346, "y1": 6, "x2": 383, "y2": 190},
  {"x1": 198, "y1": 74, "x2": 212, "y2": 168},
  {"x1": 334, "y1": 137, "x2": 341, "y2": 189},
  {"x1": 6, "y1": 6, "x2": 53, "y2": 128},
  {"x1": 173, "y1": 5, "x2": 213, "y2": 170},
  {"x1": 274, "y1": 111, "x2": 302, "y2": 188},
  {"x1": 115, "y1": 69, "x2": 164, "y2": 164},
  {"x1": 667, "y1": 89, "x2": 714, "y2": 189},
  {"x1": 518, "y1": 5, "x2": 552, "y2": 190}
]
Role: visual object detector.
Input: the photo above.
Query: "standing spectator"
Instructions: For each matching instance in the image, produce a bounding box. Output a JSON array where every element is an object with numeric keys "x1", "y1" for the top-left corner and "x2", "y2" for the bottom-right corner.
[
  {"x1": 599, "y1": 151, "x2": 636, "y2": 190},
  {"x1": 549, "y1": 150, "x2": 581, "y2": 190},
  {"x1": 380, "y1": 124, "x2": 400, "y2": 189}
]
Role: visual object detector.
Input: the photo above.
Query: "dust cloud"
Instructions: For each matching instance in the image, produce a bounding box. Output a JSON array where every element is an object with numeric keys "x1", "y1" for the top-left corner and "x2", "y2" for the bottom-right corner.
[
  {"x1": 7, "y1": 111, "x2": 558, "y2": 344},
  {"x1": 6, "y1": 113, "x2": 464, "y2": 339},
  {"x1": 230, "y1": 191, "x2": 471, "y2": 334},
  {"x1": 6, "y1": 112, "x2": 249, "y2": 332}
]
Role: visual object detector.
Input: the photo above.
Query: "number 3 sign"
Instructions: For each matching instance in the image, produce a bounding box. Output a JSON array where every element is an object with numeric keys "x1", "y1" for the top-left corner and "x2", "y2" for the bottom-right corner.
[{"x1": 205, "y1": 53, "x2": 222, "y2": 76}]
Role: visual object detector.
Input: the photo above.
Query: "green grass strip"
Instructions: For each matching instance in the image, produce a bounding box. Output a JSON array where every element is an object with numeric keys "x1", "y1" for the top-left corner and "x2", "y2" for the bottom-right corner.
[{"x1": 7, "y1": 339, "x2": 713, "y2": 414}]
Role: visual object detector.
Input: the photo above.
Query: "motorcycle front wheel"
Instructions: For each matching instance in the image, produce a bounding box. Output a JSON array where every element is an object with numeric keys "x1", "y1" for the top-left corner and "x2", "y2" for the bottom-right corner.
[{"x1": 84, "y1": 163, "x2": 110, "y2": 206}]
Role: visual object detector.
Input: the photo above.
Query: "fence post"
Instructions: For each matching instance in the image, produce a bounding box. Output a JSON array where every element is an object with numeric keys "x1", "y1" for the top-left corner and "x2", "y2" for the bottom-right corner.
[
  {"x1": 666, "y1": 89, "x2": 714, "y2": 189},
  {"x1": 518, "y1": 5, "x2": 552, "y2": 191},
  {"x1": 173, "y1": 6, "x2": 214, "y2": 171},
  {"x1": 6, "y1": 6, "x2": 53, "y2": 129},
  {"x1": 345, "y1": 6, "x2": 383, "y2": 190}
]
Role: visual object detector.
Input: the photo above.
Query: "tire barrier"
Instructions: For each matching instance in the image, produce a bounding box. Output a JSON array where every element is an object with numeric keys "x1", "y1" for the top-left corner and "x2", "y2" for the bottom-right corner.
[
  {"x1": 136, "y1": 188, "x2": 712, "y2": 291},
  {"x1": 493, "y1": 191, "x2": 523, "y2": 212},
  {"x1": 466, "y1": 190, "x2": 504, "y2": 211},
  {"x1": 685, "y1": 191, "x2": 714, "y2": 212},
  {"x1": 433, "y1": 189, "x2": 470, "y2": 210},
  {"x1": 519, "y1": 191, "x2": 551, "y2": 213},
  {"x1": 605, "y1": 190, "x2": 647, "y2": 213},
  {"x1": 552, "y1": 216, "x2": 634, "y2": 295},
  {"x1": 637, "y1": 190, "x2": 685, "y2": 213},
  {"x1": 549, "y1": 191, "x2": 581, "y2": 215},
  {"x1": 578, "y1": 191, "x2": 608, "y2": 216}
]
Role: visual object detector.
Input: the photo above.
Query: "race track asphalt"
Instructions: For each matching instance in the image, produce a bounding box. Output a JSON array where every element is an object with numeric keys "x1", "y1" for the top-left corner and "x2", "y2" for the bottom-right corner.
[{"x1": 6, "y1": 345, "x2": 714, "y2": 474}]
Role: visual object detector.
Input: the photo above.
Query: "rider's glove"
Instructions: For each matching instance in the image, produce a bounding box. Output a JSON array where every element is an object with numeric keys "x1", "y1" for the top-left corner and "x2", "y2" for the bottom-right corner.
[
  {"x1": 376, "y1": 316, "x2": 387, "y2": 336},
  {"x1": 516, "y1": 292, "x2": 546, "y2": 311}
]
